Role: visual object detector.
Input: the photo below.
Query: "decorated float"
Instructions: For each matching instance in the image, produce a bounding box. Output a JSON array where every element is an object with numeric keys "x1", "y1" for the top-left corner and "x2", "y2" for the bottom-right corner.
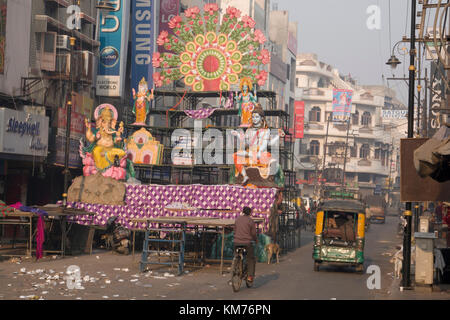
[{"x1": 65, "y1": 4, "x2": 297, "y2": 262}]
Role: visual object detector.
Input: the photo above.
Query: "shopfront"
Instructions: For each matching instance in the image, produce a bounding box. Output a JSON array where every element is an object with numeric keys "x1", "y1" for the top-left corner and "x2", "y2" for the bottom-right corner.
[{"x1": 0, "y1": 107, "x2": 49, "y2": 205}]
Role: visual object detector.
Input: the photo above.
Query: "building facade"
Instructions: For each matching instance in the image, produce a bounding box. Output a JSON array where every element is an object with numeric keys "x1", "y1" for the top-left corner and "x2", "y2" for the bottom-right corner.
[
  {"x1": 0, "y1": 0, "x2": 98, "y2": 205},
  {"x1": 295, "y1": 53, "x2": 406, "y2": 200}
]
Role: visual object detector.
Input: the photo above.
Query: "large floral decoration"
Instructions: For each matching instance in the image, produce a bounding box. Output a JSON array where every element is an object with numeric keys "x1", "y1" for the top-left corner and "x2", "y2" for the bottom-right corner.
[{"x1": 153, "y1": 4, "x2": 270, "y2": 92}]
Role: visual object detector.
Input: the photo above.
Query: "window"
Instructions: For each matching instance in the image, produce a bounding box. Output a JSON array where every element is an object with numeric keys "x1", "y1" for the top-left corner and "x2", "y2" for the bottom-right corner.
[
  {"x1": 360, "y1": 144, "x2": 370, "y2": 159},
  {"x1": 358, "y1": 173, "x2": 371, "y2": 183},
  {"x1": 375, "y1": 149, "x2": 380, "y2": 160},
  {"x1": 350, "y1": 146, "x2": 357, "y2": 158},
  {"x1": 352, "y1": 110, "x2": 359, "y2": 125},
  {"x1": 299, "y1": 143, "x2": 308, "y2": 155},
  {"x1": 310, "y1": 140, "x2": 320, "y2": 156},
  {"x1": 381, "y1": 150, "x2": 386, "y2": 166},
  {"x1": 318, "y1": 78, "x2": 325, "y2": 88},
  {"x1": 309, "y1": 106, "x2": 321, "y2": 122},
  {"x1": 44, "y1": 32, "x2": 56, "y2": 53},
  {"x1": 361, "y1": 111, "x2": 372, "y2": 126}
]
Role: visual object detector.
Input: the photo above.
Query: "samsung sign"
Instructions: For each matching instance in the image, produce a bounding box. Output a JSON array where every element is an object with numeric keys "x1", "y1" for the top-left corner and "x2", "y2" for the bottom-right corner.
[
  {"x1": 131, "y1": 0, "x2": 154, "y2": 104},
  {"x1": 0, "y1": 108, "x2": 49, "y2": 157}
]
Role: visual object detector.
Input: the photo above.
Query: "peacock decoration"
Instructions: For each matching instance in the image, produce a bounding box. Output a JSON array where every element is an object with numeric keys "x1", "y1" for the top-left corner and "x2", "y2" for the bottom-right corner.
[{"x1": 152, "y1": 4, "x2": 270, "y2": 92}]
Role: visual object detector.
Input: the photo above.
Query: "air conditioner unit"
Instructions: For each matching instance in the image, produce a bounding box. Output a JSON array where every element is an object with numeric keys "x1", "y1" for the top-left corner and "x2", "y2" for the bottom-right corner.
[
  {"x1": 36, "y1": 32, "x2": 56, "y2": 71},
  {"x1": 56, "y1": 35, "x2": 71, "y2": 51},
  {"x1": 55, "y1": 53, "x2": 71, "y2": 76},
  {"x1": 80, "y1": 50, "x2": 94, "y2": 82}
]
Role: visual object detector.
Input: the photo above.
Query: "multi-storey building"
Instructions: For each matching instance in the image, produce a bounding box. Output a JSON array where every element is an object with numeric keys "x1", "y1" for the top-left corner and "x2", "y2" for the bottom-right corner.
[
  {"x1": 0, "y1": 0, "x2": 98, "y2": 205},
  {"x1": 295, "y1": 53, "x2": 406, "y2": 199},
  {"x1": 268, "y1": 10, "x2": 296, "y2": 127}
]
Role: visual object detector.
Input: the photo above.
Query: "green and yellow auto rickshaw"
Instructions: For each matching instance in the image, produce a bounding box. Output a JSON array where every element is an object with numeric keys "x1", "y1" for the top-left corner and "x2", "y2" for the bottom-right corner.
[{"x1": 313, "y1": 199, "x2": 366, "y2": 273}]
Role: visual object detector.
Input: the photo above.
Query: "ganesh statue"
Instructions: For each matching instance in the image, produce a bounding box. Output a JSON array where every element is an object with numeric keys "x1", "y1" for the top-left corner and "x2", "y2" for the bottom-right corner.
[
  {"x1": 80, "y1": 104, "x2": 135, "y2": 181},
  {"x1": 232, "y1": 105, "x2": 285, "y2": 188}
]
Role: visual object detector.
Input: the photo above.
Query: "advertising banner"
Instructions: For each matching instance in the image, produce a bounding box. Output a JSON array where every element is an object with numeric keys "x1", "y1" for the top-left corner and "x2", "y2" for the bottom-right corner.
[
  {"x1": 82, "y1": 94, "x2": 94, "y2": 119},
  {"x1": 332, "y1": 89, "x2": 353, "y2": 122},
  {"x1": 288, "y1": 31, "x2": 297, "y2": 55},
  {"x1": 131, "y1": 0, "x2": 155, "y2": 104},
  {"x1": 71, "y1": 92, "x2": 93, "y2": 119},
  {"x1": 158, "y1": 0, "x2": 179, "y2": 53},
  {"x1": 0, "y1": 108, "x2": 49, "y2": 157},
  {"x1": 0, "y1": 0, "x2": 6, "y2": 74},
  {"x1": 53, "y1": 135, "x2": 82, "y2": 169},
  {"x1": 57, "y1": 107, "x2": 85, "y2": 140},
  {"x1": 294, "y1": 101, "x2": 305, "y2": 139},
  {"x1": 270, "y1": 52, "x2": 287, "y2": 83},
  {"x1": 429, "y1": 61, "x2": 446, "y2": 137},
  {"x1": 96, "y1": 0, "x2": 130, "y2": 97}
]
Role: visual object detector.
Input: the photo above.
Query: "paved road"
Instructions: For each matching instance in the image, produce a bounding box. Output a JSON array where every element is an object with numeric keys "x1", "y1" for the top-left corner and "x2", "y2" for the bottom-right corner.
[
  {"x1": 170, "y1": 215, "x2": 404, "y2": 300},
  {"x1": 1, "y1": 215, "x2": 449, "y2": 300}
]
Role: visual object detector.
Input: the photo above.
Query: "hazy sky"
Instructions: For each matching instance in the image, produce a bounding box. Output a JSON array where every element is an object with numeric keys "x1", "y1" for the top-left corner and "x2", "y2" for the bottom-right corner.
[{"x1": 275, "y1": 0, "x2": 413, "y2": 104}]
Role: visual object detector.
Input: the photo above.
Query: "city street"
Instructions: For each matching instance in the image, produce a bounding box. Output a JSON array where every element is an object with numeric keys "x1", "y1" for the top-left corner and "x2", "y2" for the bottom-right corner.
[
  {"x1": 0, "y1": 0, "x2": 449, "y2": 307},
  {"x1": 1, "y1": 215, "x2": 448, "y2": 300}
]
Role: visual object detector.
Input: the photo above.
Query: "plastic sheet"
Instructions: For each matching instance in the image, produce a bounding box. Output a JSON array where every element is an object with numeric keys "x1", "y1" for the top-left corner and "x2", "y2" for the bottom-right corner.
[{"x1": 210, "y1": 232, "x2": 273, "y2": 263}]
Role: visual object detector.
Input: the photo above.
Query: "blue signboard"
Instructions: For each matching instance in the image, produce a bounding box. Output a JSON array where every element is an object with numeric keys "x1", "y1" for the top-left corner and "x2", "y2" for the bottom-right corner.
[
  {"x1": 374, "y1": 184, "x2": 382, "y2": 195},
  {"x1": 131, "y1": 0, "x2": 154, "y2": 105},
  {"x1": 96, "y1": 0, "x2": 130, "y2": 97}
]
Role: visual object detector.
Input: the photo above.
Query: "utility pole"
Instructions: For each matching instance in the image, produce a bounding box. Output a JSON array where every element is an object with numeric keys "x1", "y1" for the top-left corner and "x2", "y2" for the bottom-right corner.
[
  {"x1": 422, "y1": 68, "x2": 428, "y2": 138},
  {"x1": 341, "y1": 118, "x2": 351, "y2": 188},
  {"x1": 417, "y1": 42, "x2": 422, "y2": 136},
  {"x1": 320, "y1": 114, "x2": 331, "y2": 198},
  {"x1": 402, "y1": 0, "x2": 416, "y2": 290}
]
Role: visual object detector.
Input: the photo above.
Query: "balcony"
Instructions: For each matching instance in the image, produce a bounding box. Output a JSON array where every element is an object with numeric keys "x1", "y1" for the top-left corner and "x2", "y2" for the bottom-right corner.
[
  {"x1": 301, "y1": 88, "x2": 332, "y2": 102},
  {"x1": 358, "y1": 159, "x2": 372, "y2": 167},
  {"x1": 331, "y1": 156, "x2": 345, "y2": 165},
  {"x1": 34, "y1": 15, "x2": 100, "y2": 47},
  {"x1": 44, "y1": 0, "x2": 70, "y2": 7},
  {"x1": 305, "y1": 122, "x2": 324, "y2": 131},
  {"x1": 333, "y1": 123, "x2": 349, "y2": 132},
  {"x1": 359, "y1": 125, "x2": 373, "y2": 134}
]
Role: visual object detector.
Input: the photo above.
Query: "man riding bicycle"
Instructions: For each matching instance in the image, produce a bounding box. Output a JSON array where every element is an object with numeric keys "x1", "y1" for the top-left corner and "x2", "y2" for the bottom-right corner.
[{"x1": 234, "y1": 206, "x2": 257, "y2": 283}]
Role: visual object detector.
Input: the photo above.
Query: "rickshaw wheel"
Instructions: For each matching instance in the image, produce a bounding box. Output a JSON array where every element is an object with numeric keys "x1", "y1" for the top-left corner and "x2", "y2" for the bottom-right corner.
[{"x1": 314, "y1": 261, "x2": 320, "y2": 272}]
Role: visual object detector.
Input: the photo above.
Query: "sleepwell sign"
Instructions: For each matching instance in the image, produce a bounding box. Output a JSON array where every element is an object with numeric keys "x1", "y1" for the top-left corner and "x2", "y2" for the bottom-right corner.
[
  {"x1": 0, "y1": 108, "x2": 49, "y2": 157},
  {"x1": 131, "y1": 0, "x2": 155, "y2": 104},
  {"x1": 96, "y1": 0, "x2": 130, "y2": 97}
]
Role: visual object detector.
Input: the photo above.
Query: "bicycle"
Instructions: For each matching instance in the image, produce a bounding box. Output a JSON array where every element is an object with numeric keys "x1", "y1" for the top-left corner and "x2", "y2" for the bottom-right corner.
[{"x1": 231, "y1": 245, "x2": 254, "y2": 292}]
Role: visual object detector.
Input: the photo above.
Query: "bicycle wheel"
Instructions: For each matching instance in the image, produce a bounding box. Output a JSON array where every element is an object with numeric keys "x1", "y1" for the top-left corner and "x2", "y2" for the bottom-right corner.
[{"x1": 231, "y1": 256, "x2": 243, "y2": 292}]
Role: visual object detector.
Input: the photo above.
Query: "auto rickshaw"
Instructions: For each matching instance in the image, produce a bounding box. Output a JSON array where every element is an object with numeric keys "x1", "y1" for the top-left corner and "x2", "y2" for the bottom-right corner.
[{"x1": 313, "y1": 199, "x2": 366, "y2": 273}]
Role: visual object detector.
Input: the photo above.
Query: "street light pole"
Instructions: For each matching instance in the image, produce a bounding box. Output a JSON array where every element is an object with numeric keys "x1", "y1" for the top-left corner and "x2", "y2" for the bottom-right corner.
[
  {"x1": 402, "y1": 0, "x2": 416, "y2": 290},
  {"x1": 63, "y1": 36, "x2": 76, "y2": 207}
]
